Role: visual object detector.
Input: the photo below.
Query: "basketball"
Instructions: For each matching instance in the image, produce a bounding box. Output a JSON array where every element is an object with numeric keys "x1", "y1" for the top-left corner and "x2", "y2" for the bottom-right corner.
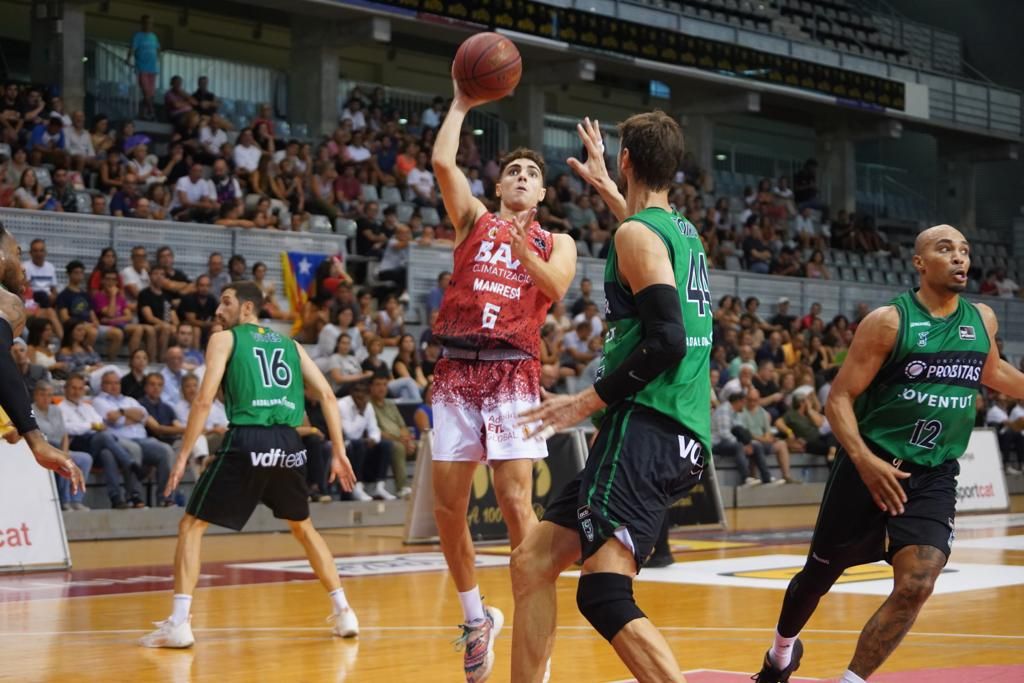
[{"x1": 452, "y1": 32, "x2": 522, "y2": 102}]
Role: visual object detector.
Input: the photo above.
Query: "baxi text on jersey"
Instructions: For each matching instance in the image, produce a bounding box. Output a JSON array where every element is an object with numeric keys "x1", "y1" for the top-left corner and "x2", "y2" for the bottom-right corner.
[
  {"x1": 473, "y1": 278, "x2": 521, "y2": 300},
  {"x1": 899, "y1": 388, "x2": 974, "y2": 409}
]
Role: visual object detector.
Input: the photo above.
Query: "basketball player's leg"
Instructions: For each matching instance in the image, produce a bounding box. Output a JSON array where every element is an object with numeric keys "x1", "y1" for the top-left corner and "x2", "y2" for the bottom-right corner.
[
  {"x1": 491, "y1": 458, "x2": 538, "y2": 548},
  {"x1": 287, "y1": 516, "x2": 341, "y2": 592},
  {"x1": 509, "y1": 520, "x2": 581, "y2": 683},
  {"x1": 172, "y1": 513, "x2": 210, "y2": 595},
  {"x1": 845, "y1": 545, "x2": 944, "y2": 680},
  {"x1": 432, "y1": 460, "x2": 481, "y2": 593},
  {"x1": 582, "y1": 539, "x2": 685, "y2": 683}
]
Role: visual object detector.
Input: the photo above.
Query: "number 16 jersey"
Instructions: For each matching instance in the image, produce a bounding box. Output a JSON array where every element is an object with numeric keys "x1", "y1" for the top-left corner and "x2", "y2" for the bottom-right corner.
[
  {"x1": 224, "y1": 323, "x2": 305, "y2": 427},
  {"x1": 434, "y1": 212, "x2": 554, "y2": 358}
]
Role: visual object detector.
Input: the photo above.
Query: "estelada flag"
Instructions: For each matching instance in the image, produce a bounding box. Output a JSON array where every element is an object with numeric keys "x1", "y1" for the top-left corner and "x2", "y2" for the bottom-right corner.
[{"x1": 281, "y1": 251, "x2": 328, "y2": 335}]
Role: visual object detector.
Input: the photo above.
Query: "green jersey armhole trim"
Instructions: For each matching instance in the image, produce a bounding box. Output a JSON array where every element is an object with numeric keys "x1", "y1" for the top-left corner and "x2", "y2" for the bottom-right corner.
[{"x1": 618, "y1": 216, "x2": 677, "y2": 289}]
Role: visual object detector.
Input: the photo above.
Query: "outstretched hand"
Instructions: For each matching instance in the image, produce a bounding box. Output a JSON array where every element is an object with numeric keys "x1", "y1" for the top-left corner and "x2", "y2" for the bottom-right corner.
[
  {"x1": 449, "y1": 75, "x2": 489, "y2": 111},
  {"x1": 567, "y1": 117, "x2": 612, "y2": 190},
  {"x1": 32, "y1": 440, "x2": 86, "y2": 496},
  {"x1": 517, "y1": 387, "x2": 605, "y2": 440},
  {"x1": 329, "y1": 449, "x2": 357, "y2": 493},
  {"x1": 508, "y1": 207, "x2": 537, "y2": 265}
]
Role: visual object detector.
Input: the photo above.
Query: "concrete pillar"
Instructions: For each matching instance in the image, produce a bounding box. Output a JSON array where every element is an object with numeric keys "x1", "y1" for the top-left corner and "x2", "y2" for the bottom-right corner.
[
  {"x1": 499, "y1": 80, "x2": 544, "y2": 152},
  {"x1": 681, "y1": 113, "x2": 714, "y2": 177},
  {"x1": 288, "y1": 17, "x2": 340, "y2": 138},
  {"x1": 817, "y1": 129, "x2": 856, "y2": 214},
  {"x1": 30, "y1": 1, "x2": 86, "y2": 113}
]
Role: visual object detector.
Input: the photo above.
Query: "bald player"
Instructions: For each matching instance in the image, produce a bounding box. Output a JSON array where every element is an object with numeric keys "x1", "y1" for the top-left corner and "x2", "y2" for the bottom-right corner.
[
  {"x1": 0, "y1": 222, "x2": 84, "y2": 490},
  {"x1": 755, "y1": 225, "x2": 1024, "y2": 683}
]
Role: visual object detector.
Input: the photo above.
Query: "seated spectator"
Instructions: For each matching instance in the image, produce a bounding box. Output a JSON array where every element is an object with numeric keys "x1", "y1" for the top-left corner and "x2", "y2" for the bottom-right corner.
[
  {"x1": 49, "y1": 167, "x2": 77, "y2": 213},
  {"x1": 160, "y1": 346, "x2": 188, "y2": 405},
  {"x1": 87, "y1": 248, "x2": 121, "y2": 294},
  {"x1": 177, "y1": 275, "x2": 217, "y2": 344},
  {"x1": 986, "y1": 392, "x2": 1024, "y2": 475},
  {"x1": 338, "y1": 381, "x2": 394, "y2": 501},
  {"x1": 993, "y1": 268, "x2": 1019, "y2": 298},
  {"x1": 98, "y1": 152, "x2": 126, "y2": 194},
  {"x1": 57, "y1": 319, "x2": 104, "y2": 375},
  {"x1": 215, "y1": 201, "x2": 256, "y2": 228},
  {"x1": 94, "y1": 370, "x2": 176, "y2": 506},
  {"x1": 378, "y1": 224, "x2": 412, "y2": 292},
  {"x1": 392, "y1": 334, "x2": 428, "y2": 392},
  {"x1": 121, "y1": 348, "x2": 150, "y2": 400},
  {"x1": 12, "y1": 168, "x2": 46, "y2": 210},
  {"x1": 26, "y1": 318, "x2": 68, "y2": 378},
  {"x1": 12, "y1": 337, "x2": 50, "y2": 395},
  {"x1": 146, "y1": 183, "x2": 171, "y2": 219},
  {"x1": 413, "y1": 381, "x2": 434, "y2": 439},
  {"x1": 120, "y1": 246, "x2": 150, "y2": 303},
  {"x1": 369, "y1": 375, "x2": 415, "y2": 498},
  {"x1": 326, "y1": 333, "x2": 373, "y2": 396},
  {"x1": 27, "y1": 112, "x2": 68, "y2": 167},
  {"x1": 545, "y1": 301, "x2": 572, "y2": 333},
  {"x1": 570, "y1": 278, "x2": 594, "y2": 317},
  {"x1": 712, "y1": 392, "x2": 773, "y2": 486},
  {"x1": 356, "y1": 201, "x2": 388, "y2": 258},
  {"x1": 110, "y1": 172, "x2": 142, "y2": 217},
  {"x1": 155, "y1": 246, "x2": 194, "y2": 299},
  {"x1": 739, "y1": 388, "x2": 799, "y2": 484},
  {"x1": 308, "y1": 160, "x2": 339, "y2": 222},
  {"x1": 92, "y1": 270, "x2": 149, "y2": 357},
  {"x1": 562, "y1": 320, "x2": 596, "y2": 374},
  {"x1": 56, "y1": 261, "x2": 108, "y2": 349},
  {"x1": 192, "y1": 76, "x2": 220, "y2": 119},
  {"x1": 127, "y1": 143, "x2": 165, "y2": 186},
  {"x1": 374, "y1": 294, "x2": 405, "y2": 346},
  {"x1": 160, "y1": 142, "x2": 190, "y2": 186},
  {"x1": 720, "y1": 363, "x2": 756, "y2": 403},
  {"x1": 23, "y1": 239, "x2": 59, "y2": 308},
  {"x1": 164, "y1": 75, "x2": 196, "y2": 128},
  {"x1": 137, "y1": 266, "x2": 179, "y2": 360},
  {"x1": 251, "y1": 103, "x2": 275, "y2": 140},
  {"x1": 211, "y1": 158, "x2": 242, "y2": 207},
  {"x1": 800, "y1": 302, "x2": 823, "y2": 330},
  {"x1": 59, "y1": 373, "x2": 144, "y2": 508},
  {"x1": 425, "y1": 271, "x2": 450, "y2": 317},
  {"x1": 32, "y1": 380, "x2": 93, "y2": 511},
  {"x1": 295, "y1": 291, "x2": 331, "y2": 345},
  {"x1": 0, "y1": 83, "x2": 23, "y2": 145},
  {"x1": 173, "y1": 373, "x2": 228, "y2": 459},
  {"x1": 777, "y1": 392, "x2": 838, "y2": 462},
  {"x1": 804, "y1": 249, "x2": 830, "y2": 280},
  {"x1": 171, "y1": 163, "x2": 219, "y2": 223},
  {"x1": 137, "y1": 371, "x2": 195, "y2": 463},
  {"x1": 174, "y1": 323, "x2": 205, "y2": 369},
  {"x1": 572, "y1": 300, "x2": 604, "y2": 339},
  {"x1": 743, "y1": 224, "x2": 772, "y2": 274},
  {"x1": 90, "y1": 115, "x2": 115, "y2": 157},
  {"x1": 232, "y1": 128, "x2": 261, "y2": 181},
  {"x1": 407, "y1": 151, "x2": 439, "y2": 208}
]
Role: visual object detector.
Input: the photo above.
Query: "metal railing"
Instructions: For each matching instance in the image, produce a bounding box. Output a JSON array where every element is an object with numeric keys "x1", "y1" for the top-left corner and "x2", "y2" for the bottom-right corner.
[
  {"x1": 85, "y1": 40, "x2": 138, "y2": 122},
  {"x1": 0, "y1": 208, "x2": 346, "y2": 311}
]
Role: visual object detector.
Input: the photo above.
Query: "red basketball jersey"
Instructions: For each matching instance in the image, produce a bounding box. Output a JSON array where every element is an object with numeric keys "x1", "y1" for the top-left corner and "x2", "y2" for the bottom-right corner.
[{"x1": 434, "y1": 212, "x2": 554, "y2": 357}]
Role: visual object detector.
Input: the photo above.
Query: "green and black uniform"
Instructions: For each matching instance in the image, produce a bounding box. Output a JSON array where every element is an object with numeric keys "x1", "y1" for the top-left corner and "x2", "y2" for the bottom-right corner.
[
  {"x1": 544, "y1": 208, "x2": 713, "y2": 570},
  {"x1": 810, "y1": 290, "x2": 989, "y2": 565},
  {"x1": 187, "y1": 323, "x2": 312, "y2": 530}
]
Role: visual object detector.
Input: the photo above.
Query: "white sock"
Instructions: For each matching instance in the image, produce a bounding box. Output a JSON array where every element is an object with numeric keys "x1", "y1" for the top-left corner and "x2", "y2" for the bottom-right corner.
[
  {"x1": 170, "y1": 594, "x2": 192, "y2": 626},
  {"x1": 458, "y1": 586, "x2": 485, "y2": 624},
  {"x1": 770, "y1": 629, "x2": 798, "y2": 669},
  {"x1": 840, "y1": 671, "x2": 866, "y2": 683},
  {"x1": 329, "y1": 587, "x2": 349, "y2": 613}
]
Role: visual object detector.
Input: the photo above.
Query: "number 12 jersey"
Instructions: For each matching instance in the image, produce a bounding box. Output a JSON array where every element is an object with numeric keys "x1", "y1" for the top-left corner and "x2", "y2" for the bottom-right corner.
[{"x1": 433, "y1": 212, "x2": 554, "y2": 357}]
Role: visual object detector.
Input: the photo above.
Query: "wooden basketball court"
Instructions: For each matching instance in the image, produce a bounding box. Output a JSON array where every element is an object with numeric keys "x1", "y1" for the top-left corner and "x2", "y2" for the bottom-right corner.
[{"x1": 2, "y1": 499, "x2": 1022, "y2": 682}]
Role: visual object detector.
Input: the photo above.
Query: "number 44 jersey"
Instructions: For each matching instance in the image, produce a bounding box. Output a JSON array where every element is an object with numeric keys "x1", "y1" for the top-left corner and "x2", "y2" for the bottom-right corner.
[
  {"x1": 434, "y1": 212, "x2": 554, "y2": 357},
  {"x1": 853, "y1": 291, "x2": 990, "y2": 467},
  {"x1": 224, "y1": 324, "x2": 306, "y2": 428}
]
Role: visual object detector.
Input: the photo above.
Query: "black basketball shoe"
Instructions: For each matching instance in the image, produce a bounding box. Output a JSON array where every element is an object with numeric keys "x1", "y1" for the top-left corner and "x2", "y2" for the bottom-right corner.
[{"x1": 752, "y1": 638, "x2": 803, "y2": 682}]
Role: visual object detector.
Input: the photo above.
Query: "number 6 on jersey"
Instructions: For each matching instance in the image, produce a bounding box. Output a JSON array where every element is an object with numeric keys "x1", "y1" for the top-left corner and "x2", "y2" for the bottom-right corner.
[{"x1": 482, "y1": 302, "x2": 501, "y2": 330}]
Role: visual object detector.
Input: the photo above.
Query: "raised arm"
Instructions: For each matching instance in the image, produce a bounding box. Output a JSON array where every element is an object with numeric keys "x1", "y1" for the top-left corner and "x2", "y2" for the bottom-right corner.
[
  {"x1": 824, "y1": 306, "x2": 910, "y2": 514},
  {"x1": 567, "y1": 117, "x2": 628, "y2": 223},
  {"x1": 432, "y1": 79, "x2": 488, "y2": 243},
  {"x1": 977, "y1": 303, "x2": 1024, "y2": 399},
  {"x1": 518, "y1": 221, "x2": 681, "y2": 434},
  {"x1": 296, "y1": 342, "x2": 355, "y2": 491},
  {"x1": 164, "y1": 330, "x2": 231, "y2": 496},
  {"x1": 508, "y1": 209, "x2": 577, "y2": 303}
]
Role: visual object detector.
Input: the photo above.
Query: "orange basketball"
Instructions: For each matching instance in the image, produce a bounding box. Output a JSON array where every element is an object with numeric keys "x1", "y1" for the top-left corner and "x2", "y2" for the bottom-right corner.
[{"x1": 452, "y1": 32, "x2": 522, "y2": 102}]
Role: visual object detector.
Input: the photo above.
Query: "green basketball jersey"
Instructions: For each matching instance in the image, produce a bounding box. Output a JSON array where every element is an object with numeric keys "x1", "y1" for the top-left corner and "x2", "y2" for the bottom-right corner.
[
  {"x1": 224, "y1": 323, "x2": 305, "y2": 427},
  {"x1": 853, "y1": 290, "x2": 989, "y2": 467},
  {"x1": 597, "y1": 207, "x2": 713, "y2": 456}
]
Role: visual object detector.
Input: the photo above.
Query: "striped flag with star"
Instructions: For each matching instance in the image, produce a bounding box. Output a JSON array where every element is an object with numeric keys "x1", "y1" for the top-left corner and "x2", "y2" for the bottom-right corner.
[{"x1": 281, "y1": 251, "x2": 327, "y2": 334}]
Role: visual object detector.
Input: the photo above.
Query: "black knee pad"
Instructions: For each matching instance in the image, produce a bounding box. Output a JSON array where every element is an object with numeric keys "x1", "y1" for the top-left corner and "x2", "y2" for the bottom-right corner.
[
  {"x1": 790, "y1": 557, "x2": 846, "y2": 598},
  {"x1": 576, "y1": 572, "x2": 646, "y2": 642}
]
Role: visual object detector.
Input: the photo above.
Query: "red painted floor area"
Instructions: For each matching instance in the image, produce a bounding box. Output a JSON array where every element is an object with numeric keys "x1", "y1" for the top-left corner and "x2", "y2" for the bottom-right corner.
[{"x1": 619, "y1": 666, "x2": 1024, "y2": 682}]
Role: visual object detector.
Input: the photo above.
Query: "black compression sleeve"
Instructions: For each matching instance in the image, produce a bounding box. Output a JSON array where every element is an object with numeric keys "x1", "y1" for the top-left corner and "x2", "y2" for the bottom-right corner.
[
  {"x1": 593, "y1": 284, "x2": 686, "y2": 407},
  {"x1": 0, "y1": 318, "x2": 39, "y2": 434}
]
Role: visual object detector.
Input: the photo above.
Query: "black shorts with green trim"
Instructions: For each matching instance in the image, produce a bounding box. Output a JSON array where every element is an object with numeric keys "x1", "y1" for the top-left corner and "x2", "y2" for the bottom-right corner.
[
  {"x1": 186, "y1": 425, "x2": 311, "y2": 531},
  {"x1": 543, "y1": 403, "x2": 706, "y2": 572},
  {"x1": 807, "y1": 442, "x2": 959, "y2": 567}
]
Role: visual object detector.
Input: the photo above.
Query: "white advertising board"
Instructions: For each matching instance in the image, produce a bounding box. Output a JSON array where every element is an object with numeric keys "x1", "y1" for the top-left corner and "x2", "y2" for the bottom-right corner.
[
  {"x1": 956, "y1": 428, "x2": 1010, "y2": 513},
  {"x1": 0, "y1": 440, "x2": 71, "y2": 572}
]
